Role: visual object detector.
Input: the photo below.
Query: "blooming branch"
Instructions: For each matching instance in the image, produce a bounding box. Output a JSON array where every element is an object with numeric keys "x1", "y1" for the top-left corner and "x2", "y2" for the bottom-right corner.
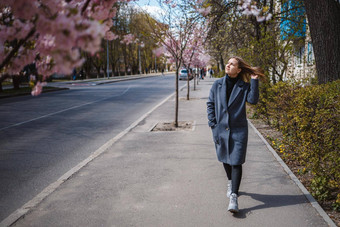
[{"x1": 0, "y1": 0, "x2": 132, "y2": 93}]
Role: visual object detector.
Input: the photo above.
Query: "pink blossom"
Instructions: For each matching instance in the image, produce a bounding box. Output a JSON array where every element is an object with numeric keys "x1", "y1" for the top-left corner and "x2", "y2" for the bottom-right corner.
[
  {"x1": 238, "y1": 0, "x2": 272, "y2": 22},
  {"x1": 105, "y1": 19, "x2": 114, "y2": 28},
  {"x1": 92, "y1": 6, "x2": 110, "y2": 21},
  {"x1": 10, "y1": 0, "x2": 37, "y2": 20},
  {"x1": 121, "y1": 34, "x2": 135, "y2": 45},
  {"x1": 0, "y1": 0, "x2": 124, "y2": 96},
  {"x1": 30, "y1": 75, "x2": 36, "y2": 81},
  {"x1": 40, "y1": 34, "x2": 56, "y2": 49},
  {"x1": 105, "y1": 31, "x2": 119, "y2": 41},
  {"x1": 242, "y1": 2, "x2": 250, "y2": 10},
  {"x1": 198, "y1": 6, "x2": 211, "y2": 16},
  {"x1": 153, "y1": 46, "x2": 166, "y2": 57},
  {"x1": 242, "y1": 8, "x2": 252, "y2": 16},
  {"x1": 31, "y1": 82, "x2": 47, "y2": 96},
  {"x1": 266, "y1": 13, "x2": 273, "y2": 21},
  {"x1": 250, "y1": 5, "x2": 260, "y2": 16},
  {"x1": 161, "y1": 22, "x2": 210, "y2": 69},
  {"x1": 256, "y1": 16, "x2": 266, "y2": 22},
  {"x1": 198, "y1": 54, "x2": 211, "y2": 64},
  {"x1": 108, "y1": 8, "x2": 118, "y2": 18}
]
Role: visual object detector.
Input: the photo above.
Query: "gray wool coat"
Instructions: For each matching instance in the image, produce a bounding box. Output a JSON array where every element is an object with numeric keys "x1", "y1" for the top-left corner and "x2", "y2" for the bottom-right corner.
[{"x1": 207, "y1": 76, "x2": 259, "y2": 165}]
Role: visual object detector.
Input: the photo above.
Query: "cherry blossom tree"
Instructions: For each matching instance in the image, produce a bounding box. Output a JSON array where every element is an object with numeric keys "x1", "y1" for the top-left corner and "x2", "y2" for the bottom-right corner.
[
  {"x1": 0, "y1": 0, "x2": 135, "y2": 95},
  {"x1": 181, "y1": 23, "x2": 210, "y2": 99},
  {"x1": 146, "y1": 0, "x2": 211, "y2": 127}
]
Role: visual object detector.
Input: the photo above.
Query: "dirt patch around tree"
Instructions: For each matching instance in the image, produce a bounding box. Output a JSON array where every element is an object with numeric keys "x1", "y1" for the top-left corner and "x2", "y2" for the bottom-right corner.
[
  {"x1": 246, "y1": 105, "x2": 339, "y2": 226},
  {"x1": 151, "y1": 121, "x2": 194, "y2": 132}
]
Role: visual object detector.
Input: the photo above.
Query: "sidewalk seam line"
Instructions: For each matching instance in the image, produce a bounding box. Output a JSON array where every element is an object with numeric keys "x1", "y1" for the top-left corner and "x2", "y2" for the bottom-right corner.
[
  {"x1": 248, "y1": 120, "x2": 336, "y2": 227},
  {"x1": 0, "y1": 83, "x2": 187, "y2": 227}
]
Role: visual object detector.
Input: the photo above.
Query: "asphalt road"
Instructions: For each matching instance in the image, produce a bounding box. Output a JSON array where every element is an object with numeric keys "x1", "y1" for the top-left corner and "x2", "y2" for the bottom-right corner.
[{"x1": 0, "y1": 74, "x2": 184, "y2": 221}]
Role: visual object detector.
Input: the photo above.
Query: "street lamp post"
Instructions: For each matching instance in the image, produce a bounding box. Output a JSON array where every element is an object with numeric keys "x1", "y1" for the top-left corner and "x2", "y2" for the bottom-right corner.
[
  {"x1": 138, "y1": 44, "x2": 141, "y2": 76},
  {"x1": 106, "y1": 40, "x2": 110, "y2": 79}
]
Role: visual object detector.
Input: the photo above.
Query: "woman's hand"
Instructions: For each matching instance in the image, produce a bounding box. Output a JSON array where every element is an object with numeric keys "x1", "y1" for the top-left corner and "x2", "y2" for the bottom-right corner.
[{"x1": 251, "y1": 74, "x2": 259, "y2": 79}]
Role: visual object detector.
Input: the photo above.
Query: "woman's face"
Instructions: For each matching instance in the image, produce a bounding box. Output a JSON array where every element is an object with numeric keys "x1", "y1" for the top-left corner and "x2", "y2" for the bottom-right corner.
[{"x1": 225, "y1": 58, "x2": 241, "y2": 78}]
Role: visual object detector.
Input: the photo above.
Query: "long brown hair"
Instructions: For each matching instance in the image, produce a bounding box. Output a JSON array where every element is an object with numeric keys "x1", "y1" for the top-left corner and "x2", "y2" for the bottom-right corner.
[{"x1": 231, "y1": 56, "x2": 266, "y2": 83}]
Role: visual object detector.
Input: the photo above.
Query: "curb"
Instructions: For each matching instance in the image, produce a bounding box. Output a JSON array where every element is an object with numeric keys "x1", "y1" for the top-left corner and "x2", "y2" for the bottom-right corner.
[
  {"x1": 0, "y1": 88, "x2": 69, "y2": 99},
  {"x1": 0, "y1": 73, "x2": 168, "y2": 99},
  {"x1": 248, "y1": 120, "x2": 336, "y2": 227},
  {"x1": 56, "y1": 72, "x2": 171, "y2": 86},
  {"x1": 95, "y1": 74, "x2": 161, "y2": 85}
]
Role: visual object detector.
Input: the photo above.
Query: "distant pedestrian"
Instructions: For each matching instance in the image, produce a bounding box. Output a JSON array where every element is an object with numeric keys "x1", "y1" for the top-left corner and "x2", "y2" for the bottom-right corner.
[
  {"x1": 79, "y1": 69, "x2": 84, "y2": 79},
  {"x1": 207, "y1": 56, "x2": 265, "y2": 213},
  {"x1": 162, "y1": 68, "x2": 164, "y2": 76},
  {"x1": 209, "y1": 68, "x2": 214, "y2": 78},
  {"x1": 72, "y1": 68, "x2": 77, "y2": 80}
]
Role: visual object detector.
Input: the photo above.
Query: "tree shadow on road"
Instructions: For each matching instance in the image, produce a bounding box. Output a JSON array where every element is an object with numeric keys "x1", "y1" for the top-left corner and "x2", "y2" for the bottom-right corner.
[{"x1": 232, "y1": 192, "x2": 309, "y2": 219}]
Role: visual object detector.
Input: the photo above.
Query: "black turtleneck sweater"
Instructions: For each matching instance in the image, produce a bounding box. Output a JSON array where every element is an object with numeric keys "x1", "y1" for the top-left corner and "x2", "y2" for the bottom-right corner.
[{"x1": 226, "y1": 74, "x2": 239, "y2": 104}]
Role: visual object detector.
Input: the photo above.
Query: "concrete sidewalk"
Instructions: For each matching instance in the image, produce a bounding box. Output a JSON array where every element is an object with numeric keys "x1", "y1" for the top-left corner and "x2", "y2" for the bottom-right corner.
[{"x1": 7, "y1": 78, "x2": 331, "y2": 227}]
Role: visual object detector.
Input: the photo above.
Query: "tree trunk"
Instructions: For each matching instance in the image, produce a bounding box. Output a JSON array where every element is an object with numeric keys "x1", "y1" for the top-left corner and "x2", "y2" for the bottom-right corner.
[
  {"x1": 95, "y1": 67, "x2": 101, "y2": 78},
  {"x1": 186, "y1": 74, "x2": 190, "y2": 100},
  {"x1": 175, "y1": 66, "x2": 179, "y2": 128},
  {"x1": 193, "y1": 72, "x2": 196, "y2": 91},
  {"x1": 0, "y1": 74, "x2": 10, "y2": 92},
  {"x1": 118, "y1": 63, "x2": 121, "y2": 77},
  {"x1": 123, "y1": 46, "x2": 128, "y2": 76},
  {"x1": 271, "y1": 73, "x2": 277, "y2": 84},
  {"x1": 13, "y1": 75, "x2": 20, "y2": 90},
  {"x1": 303, "y1": 0, "x2": 340, "y2": 84},
  {"x1": 219, "y1": 54, "x2": 224, "y2": 72}
]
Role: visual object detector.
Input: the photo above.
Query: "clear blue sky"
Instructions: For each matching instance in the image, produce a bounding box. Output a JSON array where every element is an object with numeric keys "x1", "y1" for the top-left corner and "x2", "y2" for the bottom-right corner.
[
  {"x1": 135, "y1": 0, "x2": 159, "y2": 6},
  {"x1": 132, "y1": 0, "x2": 163, "y2": 20}
]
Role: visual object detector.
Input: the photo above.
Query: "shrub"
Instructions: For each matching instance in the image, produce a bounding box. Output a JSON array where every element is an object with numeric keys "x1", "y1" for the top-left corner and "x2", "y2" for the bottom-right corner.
[
  {"x1": 254, "y1": 80, "x2": 340, "y2": 208},
  {"x1": 216, "y1": 71, "x2": 225, "y2": 78}
]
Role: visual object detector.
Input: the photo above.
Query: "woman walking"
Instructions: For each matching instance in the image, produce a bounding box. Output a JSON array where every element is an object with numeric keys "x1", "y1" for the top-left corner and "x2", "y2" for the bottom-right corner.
[{"x1": 207, "y1": 56, "x2": 264, "y2": 213}]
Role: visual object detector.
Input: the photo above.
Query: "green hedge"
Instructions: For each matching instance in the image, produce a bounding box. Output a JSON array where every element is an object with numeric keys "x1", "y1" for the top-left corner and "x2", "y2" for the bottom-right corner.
[{"x1": 254, "y1": 80, "x2": 340, "y2": 210}]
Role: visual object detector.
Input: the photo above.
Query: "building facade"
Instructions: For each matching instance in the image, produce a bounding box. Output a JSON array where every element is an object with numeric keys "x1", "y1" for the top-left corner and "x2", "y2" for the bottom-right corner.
[{"x1": 280, "y1": 0, "x2": 316, "y2": 83}]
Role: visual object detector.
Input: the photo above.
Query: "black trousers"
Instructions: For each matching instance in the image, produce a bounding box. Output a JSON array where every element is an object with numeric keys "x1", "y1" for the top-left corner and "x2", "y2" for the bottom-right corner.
[{"x1": 223, "y1": 163, "x2": 242, "y2": 195}]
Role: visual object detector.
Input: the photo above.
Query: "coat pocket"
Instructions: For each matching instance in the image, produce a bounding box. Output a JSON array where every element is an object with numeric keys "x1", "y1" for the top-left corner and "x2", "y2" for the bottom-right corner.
[{"x1": 211, "y1": 124, "x2": 220, "y2": 145}]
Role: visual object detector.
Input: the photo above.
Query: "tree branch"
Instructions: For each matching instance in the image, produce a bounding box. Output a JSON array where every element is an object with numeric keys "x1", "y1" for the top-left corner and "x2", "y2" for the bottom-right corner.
[
  {"x1": 81, "y1": 0, "x2": 91, "y2": 15},
  {"x1": 0, "y1": 27, "x2": 36, "y2": 72}
]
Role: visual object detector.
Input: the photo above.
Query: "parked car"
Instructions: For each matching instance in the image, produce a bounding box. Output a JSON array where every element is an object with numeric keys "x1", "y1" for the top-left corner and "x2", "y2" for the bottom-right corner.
[{"x1": 179, "y1": 69, "x2": 193, "y2": 80}]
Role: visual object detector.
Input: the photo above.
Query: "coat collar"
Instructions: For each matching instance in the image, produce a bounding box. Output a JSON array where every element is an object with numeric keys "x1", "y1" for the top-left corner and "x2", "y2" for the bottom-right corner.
[
  {"x1": 228, "y1": 79, "x2": 245, "y2": 107},
  {"x1": 217, "y1": 75, "x2": 245, "y2": 108}
]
